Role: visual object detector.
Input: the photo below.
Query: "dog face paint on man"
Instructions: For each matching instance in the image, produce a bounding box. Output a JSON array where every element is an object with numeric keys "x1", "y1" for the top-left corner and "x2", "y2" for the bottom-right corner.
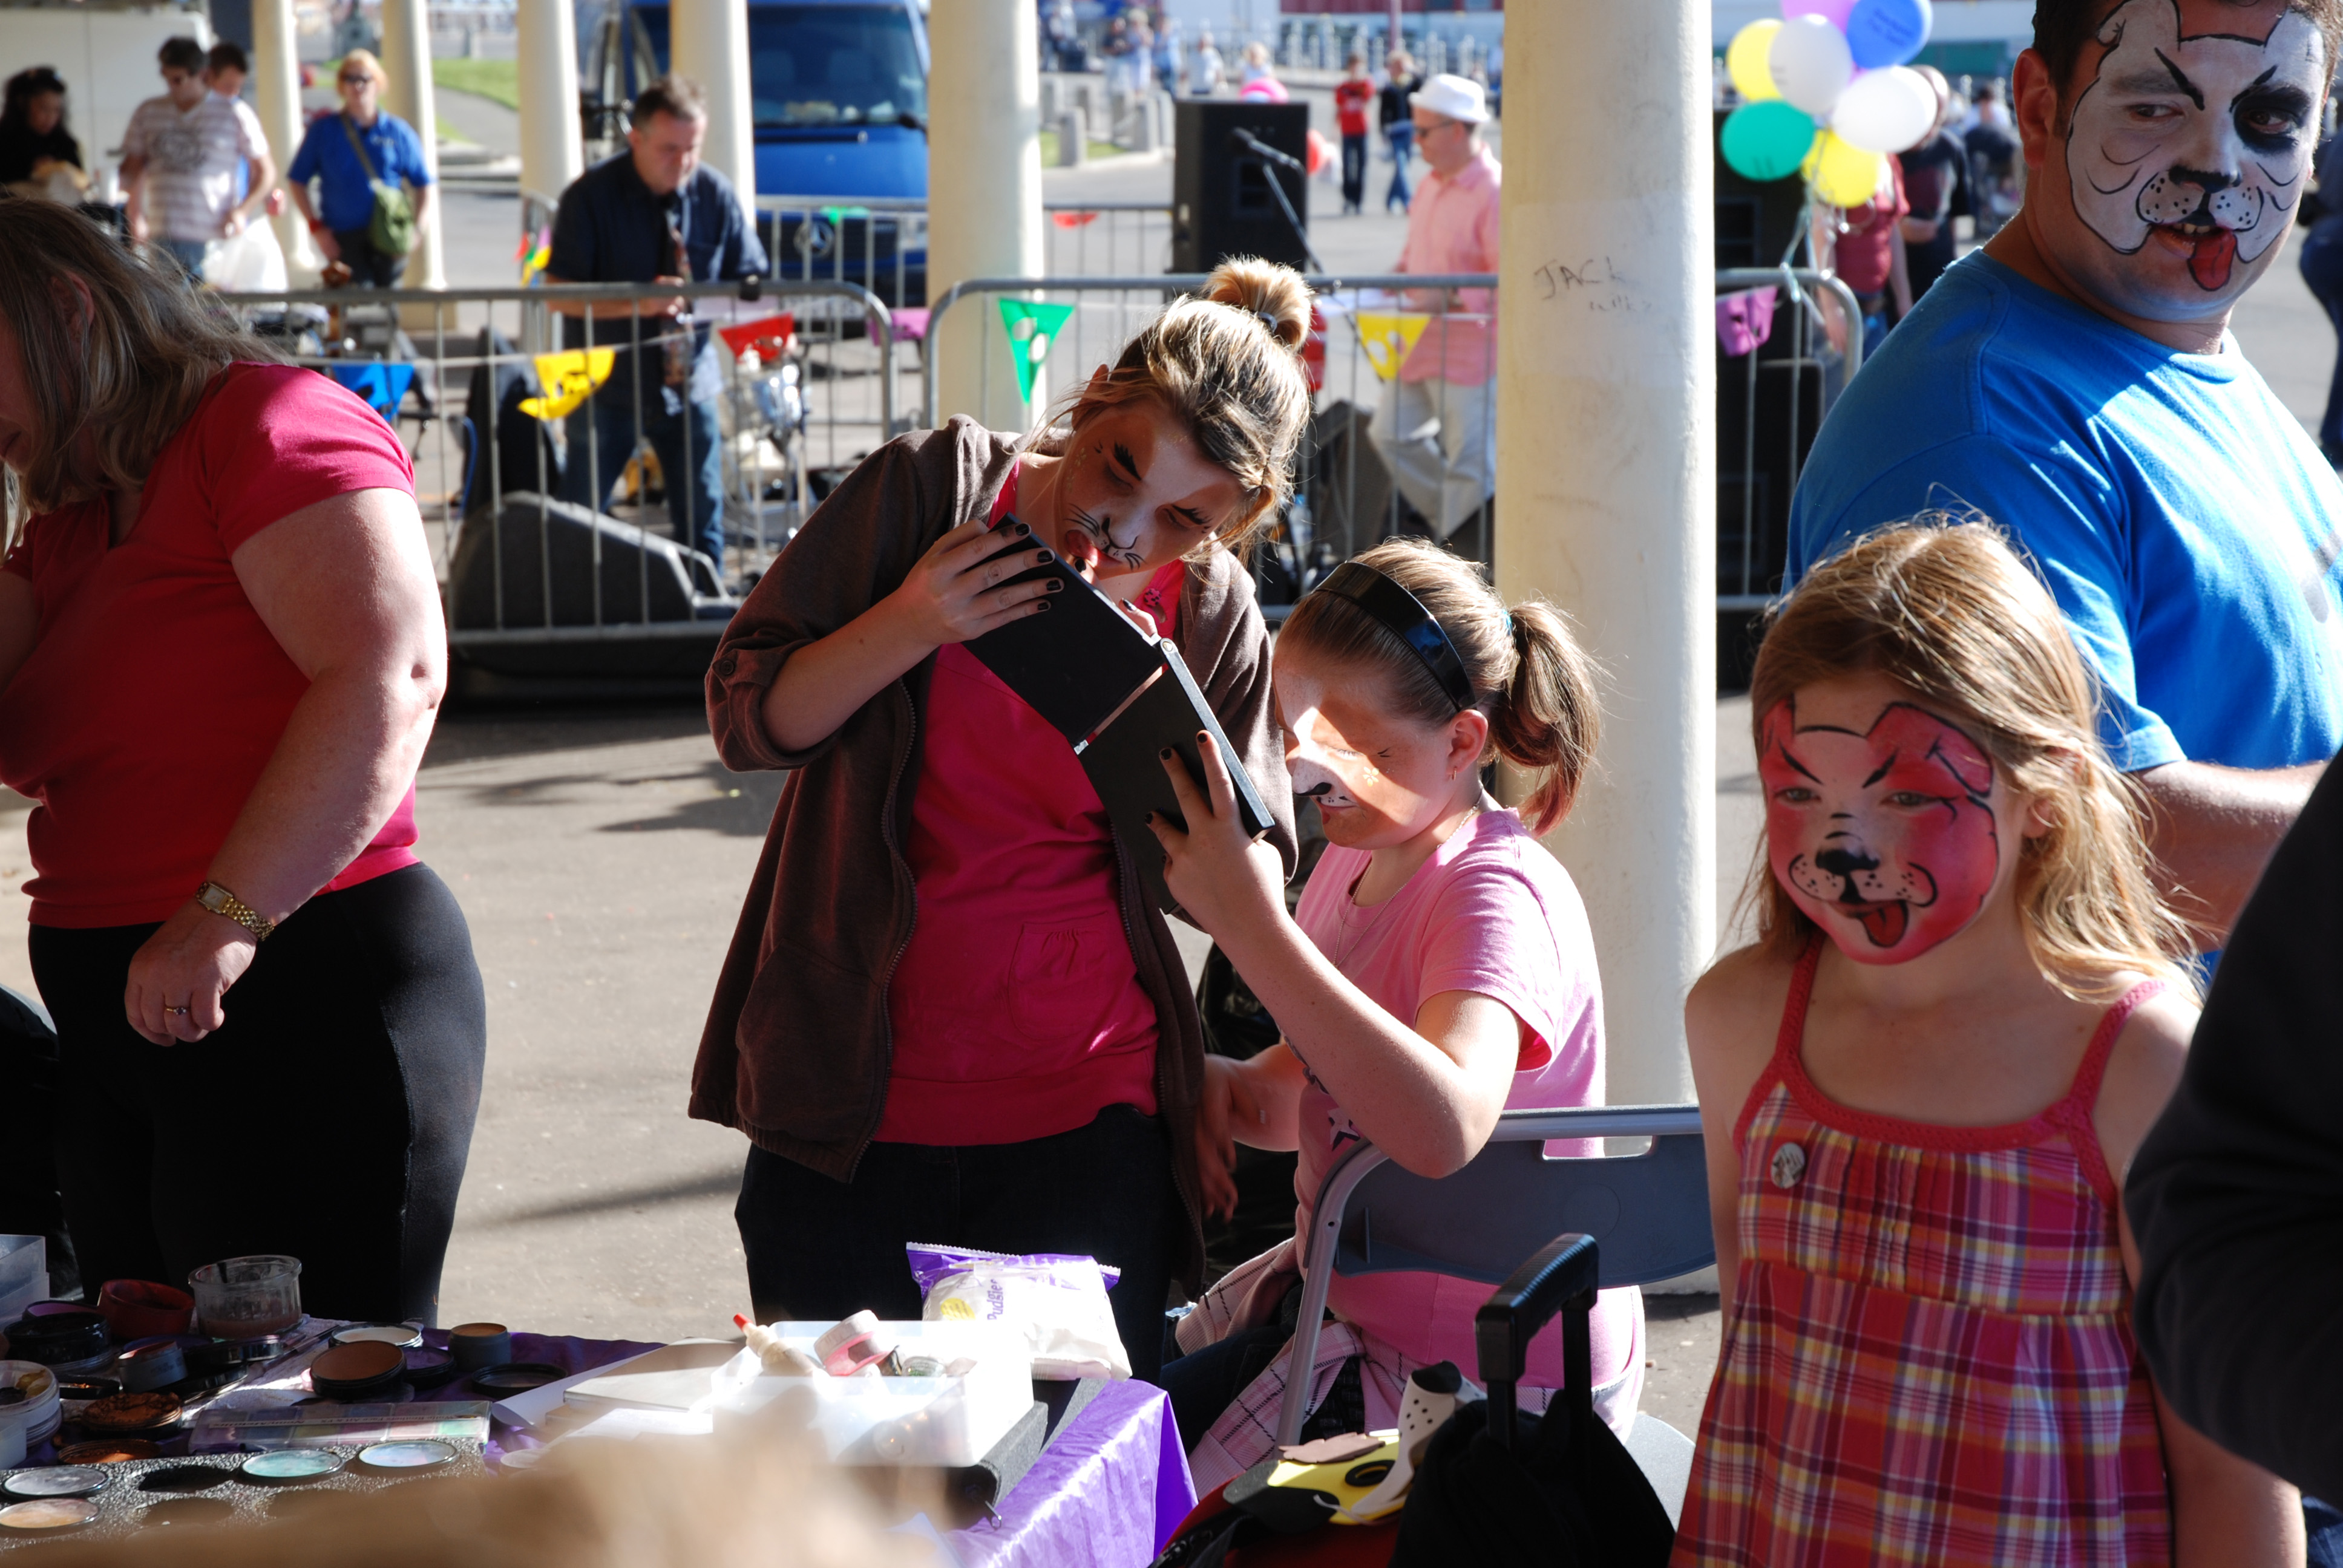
[
  {"x1": 1759, "y1": 697, "x2": 2003, "y2": 963},
  {"x1": 2064, "y1": 0, "x2": 2324, "y2": 299}
]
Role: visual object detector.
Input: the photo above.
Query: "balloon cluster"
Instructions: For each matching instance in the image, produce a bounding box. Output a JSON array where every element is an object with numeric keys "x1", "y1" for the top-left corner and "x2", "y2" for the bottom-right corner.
[{"x1": 1722, "y1": 0, "x2": 1936, "y2": 207}]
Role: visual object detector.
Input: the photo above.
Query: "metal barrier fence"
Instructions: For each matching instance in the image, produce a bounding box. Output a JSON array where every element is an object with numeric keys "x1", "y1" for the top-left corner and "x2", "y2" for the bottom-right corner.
[
  {"x1": 208, "y1": 278, "x2": 908, "y2": 669},
  {"x1": 749, "y1": 197, "x2": 1173, "y2": 308},
  {"x1": 925, "y1": 269, "x2": 1862, "y2": 610}
]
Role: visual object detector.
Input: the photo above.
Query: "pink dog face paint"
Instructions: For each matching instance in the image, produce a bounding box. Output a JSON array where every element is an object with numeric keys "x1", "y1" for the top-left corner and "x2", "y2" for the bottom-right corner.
[{"x1": 1760, "y1": 699, "x2": 2002, "y2": 962}]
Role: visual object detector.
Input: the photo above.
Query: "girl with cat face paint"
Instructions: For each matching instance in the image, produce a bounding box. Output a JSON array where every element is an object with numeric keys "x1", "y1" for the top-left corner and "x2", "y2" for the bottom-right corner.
[
  {"x1": 1139, "y1": 540, "x2": 1643, "y2": 1490},
  {"x1": 1674, "y1": 523, "x2": 2299, "y2": 1567}
]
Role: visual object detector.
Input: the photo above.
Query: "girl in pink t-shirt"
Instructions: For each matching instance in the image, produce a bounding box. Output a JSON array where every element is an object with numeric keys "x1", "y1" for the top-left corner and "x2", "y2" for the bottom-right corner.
[{"x1": 1149, "y1": 538, "x2": 1642, "y2": 1486}]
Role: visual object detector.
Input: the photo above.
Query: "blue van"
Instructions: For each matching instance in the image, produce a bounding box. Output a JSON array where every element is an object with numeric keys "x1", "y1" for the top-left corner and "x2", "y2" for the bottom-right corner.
[{"x1": 600, "y1": 0, "x2": 929, "y2": 301}]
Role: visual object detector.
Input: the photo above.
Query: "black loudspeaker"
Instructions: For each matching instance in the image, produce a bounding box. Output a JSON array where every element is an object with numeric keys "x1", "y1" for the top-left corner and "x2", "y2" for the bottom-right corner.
[
  {"x1": 447, "y1": 492, "x2": 731, "y2": 633},
  {"x1": 1173, "y1": 100, "x2": 1312, "y2": 272}
]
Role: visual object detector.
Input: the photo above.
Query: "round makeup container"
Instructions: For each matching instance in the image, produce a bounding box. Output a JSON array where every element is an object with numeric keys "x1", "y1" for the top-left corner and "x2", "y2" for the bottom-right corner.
[
  {"x1": 329, "y1": 1324, "x2": 424, "y2": 1350},
  {"x1": 1, "y1": 1467, "x2": 108, "y2": 1501},
  {"x1": 56, "y1": 1377, "x2": 121, "y2": 1403},
  {"x1": 79, "y1": 1391, "x2": 183, "y2": 1436},
  {"x1": 94, "y1": 1280, "x2": 197, "y2": 1342},
  {"x1": 356, "y1": 1439, "x2": 457, "y2": 1472},
  {"x1": 0, "y1": 1497, "x2": 100, "y2": 1533},
  {"x1": 466, "y1": 1362, "x2": 565, "y2": 1396},
  {"x1": 116, "y1": 1336, "x2": 189, "y2": 1393},
  {"x1": 57, "y1": 1439, "x2": 160, "y2": 1464},
  {"x1": 401, "y1": 1345, "x2": 459, "y2": 1390},
  {"x1": 186, "y1": 1255, "x2": 303, "y2": 1338},
  {"x1": 137, "y1": 1465, "x2": 231, "y2": 1494},
  {"x1": 447, "y1": 1323, "x2": 512, "y2": 1371},
  {"x1": 1, "y1": 1312, "x2": 109, "y2": 1374},
  {"x1": 0, "y1": 1361, "x2": 62, "y2": 1449},
  {"x1": 238, "y1": 1450, "x2": 346, "y2": 1485},
  {"x1": 311, "y1": 1341, "x2": 407, "y2": 1402}
]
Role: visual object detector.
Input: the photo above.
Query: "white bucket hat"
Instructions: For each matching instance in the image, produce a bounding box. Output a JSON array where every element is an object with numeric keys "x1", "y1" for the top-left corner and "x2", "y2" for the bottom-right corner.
[{"x1": 1408, "y1": 72, "x2": 1489, "y2": 125}]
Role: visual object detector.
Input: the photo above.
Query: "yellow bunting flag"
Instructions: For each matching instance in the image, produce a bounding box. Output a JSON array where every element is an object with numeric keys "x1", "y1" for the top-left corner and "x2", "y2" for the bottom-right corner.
[
  {"x1": 519, "y1": 350, "x2": 616, "y2": 421},
  {"x1": 1354, "y1": 312, "x2": 1430, "y2": 381}
]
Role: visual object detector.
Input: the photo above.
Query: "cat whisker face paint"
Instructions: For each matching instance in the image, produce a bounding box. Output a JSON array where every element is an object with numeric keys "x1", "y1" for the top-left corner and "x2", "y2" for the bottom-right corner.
[
  {"x1": 1759, "y1": 697, "x2": 2003, "y2": 964},
  {"x1": 2065, "y1": 0, "x2": 2324, "y2": 300}
]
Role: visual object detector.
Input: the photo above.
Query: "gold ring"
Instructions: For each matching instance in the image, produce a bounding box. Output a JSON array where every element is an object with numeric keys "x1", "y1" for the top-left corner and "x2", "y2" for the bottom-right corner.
[{"x1": 164, "y1": 1004, "x2": 191, "y2": 1016}]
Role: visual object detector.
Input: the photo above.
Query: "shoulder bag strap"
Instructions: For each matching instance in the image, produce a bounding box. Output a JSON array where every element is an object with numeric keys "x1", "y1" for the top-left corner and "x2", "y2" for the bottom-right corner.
[{"x1": 338, "y1": 112, "x2": 383, "y2": 184}]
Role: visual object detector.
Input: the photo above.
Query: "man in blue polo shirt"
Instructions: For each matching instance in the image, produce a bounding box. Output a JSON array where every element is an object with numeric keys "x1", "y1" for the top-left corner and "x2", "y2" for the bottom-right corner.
[
  {"x1": 1790, "y1": 0, "x2": 2343, "y2": 949},
  {"x1": 546, "y1": 74, "x2": 768, "y2": 574}
]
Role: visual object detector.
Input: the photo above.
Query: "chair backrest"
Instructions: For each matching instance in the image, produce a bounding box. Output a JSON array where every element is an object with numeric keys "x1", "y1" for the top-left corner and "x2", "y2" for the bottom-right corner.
[
  {"x1": 1268, "y1": 1103, "x2": 1712, "y2": 1448},
  {"x1": 1332, "y1": 1105, "x2": 1714, "y2": 1292}
]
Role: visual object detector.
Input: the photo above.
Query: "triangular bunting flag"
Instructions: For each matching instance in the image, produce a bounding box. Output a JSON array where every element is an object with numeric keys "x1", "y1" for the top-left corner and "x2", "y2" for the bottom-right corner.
[
  {"x1": 998, "y1": 298, "x2": 1075, "y2": 404},
  {"x1": 718, "y1": 313, "x2": 796, "y2": 362},
  {"x1": 327, "y1": 362, "x2": 417, "y2": 426},
  {"x1": 519, "y1": 349, "x2": 617, "y2": 421},
  {"x1": 1354, "y1": 312, "x2": 1430, "y2": 381}
]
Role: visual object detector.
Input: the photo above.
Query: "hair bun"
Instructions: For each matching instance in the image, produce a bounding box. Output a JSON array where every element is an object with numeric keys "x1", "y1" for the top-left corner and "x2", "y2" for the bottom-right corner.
[{"x1": 1202, "y1": 256, "x2": 1312, "y2": 353}]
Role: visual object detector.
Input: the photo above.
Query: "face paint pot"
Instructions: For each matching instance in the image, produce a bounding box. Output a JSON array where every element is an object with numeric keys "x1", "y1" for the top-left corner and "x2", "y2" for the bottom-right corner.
[
  {"x1": 0, "y1": 1361, "x2": 61, "y2": 1449},
  {"x1": 401, "y1": 1345, "x2": 459, "y2": 1391},
  {"x1": 2, "y1": 1312, "x2": 109, "y2": 1373},
  {"x1": 2, "y1": 1467, "x2": 108, "y2": 1501},
  {"x1": 56, "y1": 1439, "x2": 160, "y2": 1464},
  {"x1": 356, "y1": 1439, "x2": 457, "y2": 1472},
  {"x1": 0, "y1": 1497, "x2": 99, "y2": 1533},
  {"x1": 447, "y1": 1323, "x2": 511, "y2": 1371},
  {"x1": 329, "y1": 1324, "x2": 423, "y2": 1351},
  {"x1": 94, "y1": 1280, "x2": 197, "y2": 1342},
  {"x1": 186, "y1": 1255, "x2": 303, "y2": 1338},
  {"x1": 310, "y1": 1341, "x2": 408, "y2": 1401},
  {"x1": 79, "y1": 1391, "x2": 185, "y2": 1436},
  {"x1": 116, "y1": 1336, "x2": 191, "y2": 1393},
  {"x1": 238, "y1": 1449, "x2": 346, "y2": 1485}
]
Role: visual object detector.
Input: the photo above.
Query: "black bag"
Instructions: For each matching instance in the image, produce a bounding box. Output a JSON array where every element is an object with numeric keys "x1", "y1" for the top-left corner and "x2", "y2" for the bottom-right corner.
[{"x1": 1391, "y1": 1234, "x2": 1674, "y2": 1567}]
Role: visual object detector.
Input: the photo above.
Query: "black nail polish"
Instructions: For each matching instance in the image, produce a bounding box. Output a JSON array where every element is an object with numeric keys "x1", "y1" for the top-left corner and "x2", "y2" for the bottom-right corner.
[
  {"x1": 1034, "y1": 601, "x2": 1050, "y2": 612},
  {"x1": 1046, "y1": 578, "x2": 1064, "y2": 592},
  {"x1": 1160, "y1": 746, "x2": 1175, "y2": 759},
  {"x1": 1012, "y1": 522, "x2": 1031, "y2": 537},
  {"x1": 1035, "y1": 549, "x2": 1054, "y2": 563}
]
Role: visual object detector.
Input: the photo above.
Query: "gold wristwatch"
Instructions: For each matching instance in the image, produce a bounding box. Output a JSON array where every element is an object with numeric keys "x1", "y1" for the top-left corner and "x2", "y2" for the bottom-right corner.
[{"x1": 195, "y1": 880, "x2": 276, "y2": 942}]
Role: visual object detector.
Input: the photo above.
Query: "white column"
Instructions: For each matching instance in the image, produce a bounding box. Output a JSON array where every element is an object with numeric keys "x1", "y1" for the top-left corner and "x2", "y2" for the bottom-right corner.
[
  {"x1": 1493, "y1": 0, "x2": 1714, "y2": 1106},
  {"x1": 252, "y1": 0, "x2": 316, "y2": 278},
  {"x1": 929, "y1": 0, "x2": 1044, "y2": 424},
  {"x1": 670, "y1": 0, "x2": 756, "y2": 211},
  {"x1": 378, "y1": 0, "x2": 446, "y2": 289},
  {"x1": 517, "y1": 0, "x2": 585, "y2": 207}
]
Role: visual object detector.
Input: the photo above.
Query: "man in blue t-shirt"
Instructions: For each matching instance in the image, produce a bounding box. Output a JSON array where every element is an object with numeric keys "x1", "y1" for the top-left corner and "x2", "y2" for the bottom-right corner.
[
  {"x1": 1790, "y1": 0, "x2": 2343, "y2": 949},
  {"x1": 545, "y1": 74, "x2": 768, "y2": 577}
]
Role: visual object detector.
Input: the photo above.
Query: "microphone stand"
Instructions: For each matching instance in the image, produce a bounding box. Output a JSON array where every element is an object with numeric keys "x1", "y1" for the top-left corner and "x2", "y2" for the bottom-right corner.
[{"x1": 1228, "y1": 127, "x2": 1326, "y2": 273}]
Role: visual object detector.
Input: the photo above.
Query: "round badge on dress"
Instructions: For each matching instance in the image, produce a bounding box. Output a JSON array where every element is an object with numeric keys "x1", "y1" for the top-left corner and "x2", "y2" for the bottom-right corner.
[{"x1": 1770, "y1": 1141, "x2": 1807, "y2": 1189}]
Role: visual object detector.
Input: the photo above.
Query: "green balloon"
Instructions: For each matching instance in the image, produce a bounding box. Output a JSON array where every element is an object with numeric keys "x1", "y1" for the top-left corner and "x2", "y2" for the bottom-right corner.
[{"x1": 1722, "y1": 100, "x2": 1818, "y2": 182}]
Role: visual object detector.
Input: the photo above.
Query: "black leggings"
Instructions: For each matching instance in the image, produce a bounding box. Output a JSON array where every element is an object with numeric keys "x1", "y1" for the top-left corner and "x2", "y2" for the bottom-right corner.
[{"x1": 30, "y1": 864, "x2": 486, "y2": 1324}]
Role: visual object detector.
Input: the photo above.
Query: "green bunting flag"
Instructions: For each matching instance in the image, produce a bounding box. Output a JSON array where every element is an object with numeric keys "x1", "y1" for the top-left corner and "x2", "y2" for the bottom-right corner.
[{"x1": 997, "y1": 299, "x2": 1075, "y2": 405}]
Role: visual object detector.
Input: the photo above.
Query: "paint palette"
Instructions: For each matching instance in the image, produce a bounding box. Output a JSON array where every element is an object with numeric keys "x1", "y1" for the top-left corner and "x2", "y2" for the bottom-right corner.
[{"x1": 0, "y1": 1439, "x2": 488, "y2": 1549}]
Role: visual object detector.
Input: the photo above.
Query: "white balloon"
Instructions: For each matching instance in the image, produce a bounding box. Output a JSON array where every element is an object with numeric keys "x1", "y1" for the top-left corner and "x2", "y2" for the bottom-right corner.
[
  {"x1": 1831, "y1": 65, "x2": 1938, "y2": 154},
  {"x1": 1769, "y1": 15, "x2": 1854, "y2": 118}
]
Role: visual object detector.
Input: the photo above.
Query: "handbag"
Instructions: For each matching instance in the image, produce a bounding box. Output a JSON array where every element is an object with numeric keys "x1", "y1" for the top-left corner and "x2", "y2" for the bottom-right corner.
[{"x1": 338, "y1": 113, "x2": 416, "y2": 258}]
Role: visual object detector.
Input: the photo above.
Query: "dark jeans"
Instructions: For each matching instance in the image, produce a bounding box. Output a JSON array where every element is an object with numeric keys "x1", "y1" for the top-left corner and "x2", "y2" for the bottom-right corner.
[
  {"x1": 157, "y1": 238, "x2": 209, "y2": 284},
  {"x1": 560, "y1": 388, "x2": 726, "y2": 568},
  {"x1": 2301, "y1": 218, "x2": 2343, "y2": 449},
  {"x1": 331, "y1": 226, "x2": 407, "y2": 289},
  {"x1": 1384, "y1": 124, "x2": 1414, "y2": 211},
  {"x1": 736, "y1": 1104, "x2": 1182, "y2": 1382},
  {"x1": 1340, "y1": 132, "x2": 1369, "y2": 212},
  {"x1": 1162, "y1": 1319, "x2": 1297, "y2": 1451},
  {"x1": 30, "y1": 864, "x2": 486, "y2": 1323}
]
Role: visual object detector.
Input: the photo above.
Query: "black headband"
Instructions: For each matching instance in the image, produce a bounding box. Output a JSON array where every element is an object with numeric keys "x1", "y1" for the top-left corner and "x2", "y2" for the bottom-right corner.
[{"x1": 1310, "y1": 562, "x2": 1477, "y2": 714}]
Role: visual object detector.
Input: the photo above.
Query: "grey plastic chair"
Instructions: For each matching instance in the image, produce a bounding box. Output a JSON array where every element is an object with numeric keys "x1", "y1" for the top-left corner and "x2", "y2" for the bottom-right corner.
[{"x1": 1270, "y1": 1104, "x2": 1714, "y2": 1516}]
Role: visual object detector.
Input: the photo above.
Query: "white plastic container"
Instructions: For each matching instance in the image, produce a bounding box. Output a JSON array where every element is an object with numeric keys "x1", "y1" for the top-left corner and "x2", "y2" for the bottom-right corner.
[
  {"x1": 0, "y1": 1362, "x2": 62, "y2": 1452},
  {"x1": 0, "y1": 1237, "x2": 44, "y2": 1324},
  {"x1": 711, "y1": 1321, "x2": 1030, "y2": 1467}
]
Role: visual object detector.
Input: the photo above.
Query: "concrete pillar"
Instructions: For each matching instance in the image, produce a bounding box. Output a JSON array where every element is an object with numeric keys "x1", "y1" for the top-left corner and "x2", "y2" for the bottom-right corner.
[
  {"x1": 1055, "y1": 107, "x2": 1087, "y2": 168},
  {"x1": 516, "y1": 0, "x2": 585, "y2": 204},
  {"x1": 251, "y1": 0, "x2": 316, "y2": 277},
  {"x1": 1493, "y1": 0, "x2": 1714, "y2": 1106},
  {"x1": 670, "y1": 0, "x2": 756, "y2": 212},
  {"x1": 378, "y1": 0, "x2": 445, "y2": 289},
  {"x1": 930, "y1": 0, "x2": 1043, "y2": 423}
]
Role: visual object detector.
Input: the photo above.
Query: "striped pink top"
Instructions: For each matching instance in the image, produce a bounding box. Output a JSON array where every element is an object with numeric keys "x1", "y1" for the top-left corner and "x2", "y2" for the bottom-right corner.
[{"x1": 1671, "y1": 941, "x2": 2172, "y2": 1567}]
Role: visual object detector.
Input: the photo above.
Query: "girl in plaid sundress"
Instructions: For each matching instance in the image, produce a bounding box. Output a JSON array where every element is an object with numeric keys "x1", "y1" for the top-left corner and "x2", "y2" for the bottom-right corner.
[{"x1": 1673, "y1": 524, "x2": 2299, "y2": 1566}]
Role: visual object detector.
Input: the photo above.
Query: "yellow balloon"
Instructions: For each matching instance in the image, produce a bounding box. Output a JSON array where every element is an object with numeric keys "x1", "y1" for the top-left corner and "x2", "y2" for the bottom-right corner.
[
  {"x1": 1804, "y1": 130, "x2": 1886, "y2": 209},
  {"x1": 1727, "y1": 19, "x2": 1782, "y2": 102}
]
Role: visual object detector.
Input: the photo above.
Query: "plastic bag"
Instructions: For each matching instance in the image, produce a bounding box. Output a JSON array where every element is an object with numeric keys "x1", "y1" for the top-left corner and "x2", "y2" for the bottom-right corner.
[
  {"x1": 204, "y1": 221, "x2": 288, "y2": 293},
  {"x1": 906, "y1": 1243, "x2": 1130, "y2": 1380}
]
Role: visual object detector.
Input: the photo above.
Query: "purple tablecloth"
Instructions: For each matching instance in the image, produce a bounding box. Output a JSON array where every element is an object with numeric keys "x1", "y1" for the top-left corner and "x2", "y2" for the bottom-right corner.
[{"x1": 946, "y1": 1379, "x2": 1195, "y2": 1568}]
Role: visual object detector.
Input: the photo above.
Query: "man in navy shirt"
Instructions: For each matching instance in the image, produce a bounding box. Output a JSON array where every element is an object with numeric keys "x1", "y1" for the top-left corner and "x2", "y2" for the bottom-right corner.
[
  {"x1": 546, "y1": 74, "x2": 767, "y2": 573},
  {"x1": 1789, "y1": 0, "x2": 2343, "y2": 949}
]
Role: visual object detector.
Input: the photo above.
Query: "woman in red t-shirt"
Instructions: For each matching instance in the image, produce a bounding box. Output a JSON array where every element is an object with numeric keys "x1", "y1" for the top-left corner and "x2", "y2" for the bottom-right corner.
[
  {"x1": 0, "y1": 201, "x2": 483, "y2": 1322},
  {"x1": 1335, "y1": 55, "x2": 1375, "y2": 215},
  {"x1": 702, "y1": 261, "x2": 1309, "y2": 1380}
]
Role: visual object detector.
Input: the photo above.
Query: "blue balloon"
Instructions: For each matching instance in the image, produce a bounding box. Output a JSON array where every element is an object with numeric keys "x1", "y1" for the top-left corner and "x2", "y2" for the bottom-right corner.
[{"x1": 1846, "y1": 0, "x2": 1932, "y2": 70}]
